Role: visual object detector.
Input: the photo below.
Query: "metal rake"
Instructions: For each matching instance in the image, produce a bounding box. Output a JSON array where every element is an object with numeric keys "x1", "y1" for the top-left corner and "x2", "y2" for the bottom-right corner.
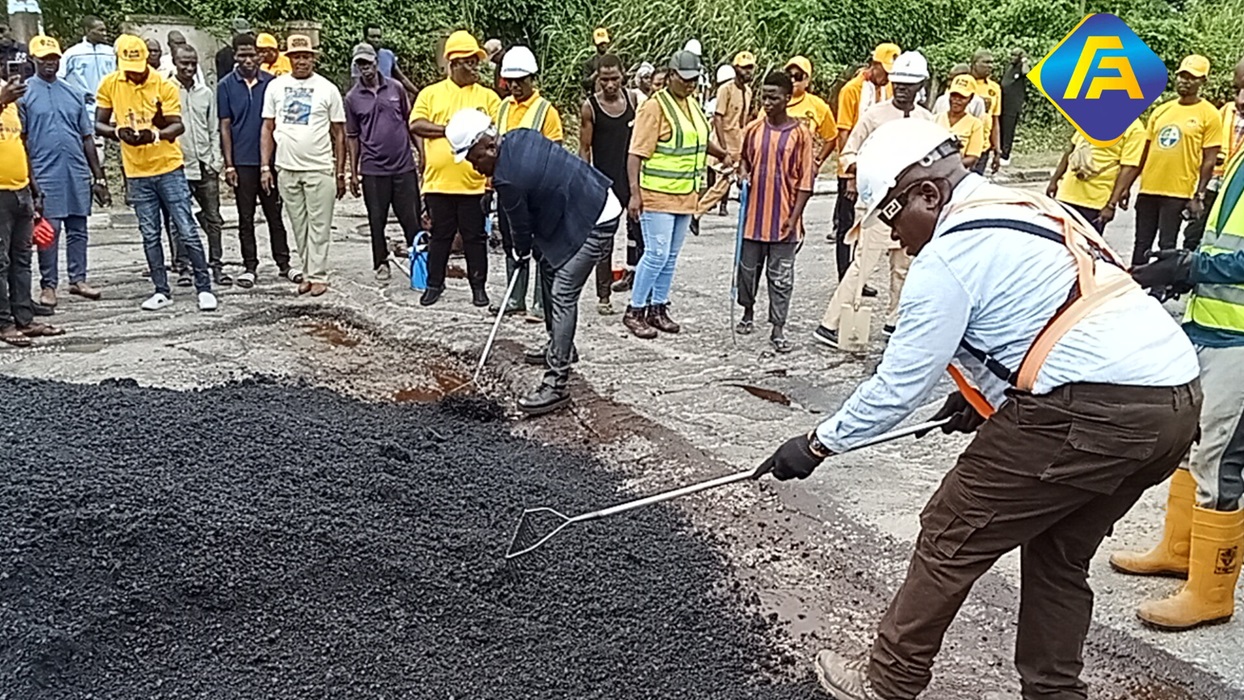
[{"x1": 504, "y1": 417, "x2": 949, "y2": 560}]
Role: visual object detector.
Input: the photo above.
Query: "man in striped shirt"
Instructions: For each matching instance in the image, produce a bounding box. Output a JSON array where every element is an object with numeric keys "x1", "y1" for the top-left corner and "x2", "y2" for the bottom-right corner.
[{"x1": 736, "y1": 71, "x2": 815, "y2": 353}]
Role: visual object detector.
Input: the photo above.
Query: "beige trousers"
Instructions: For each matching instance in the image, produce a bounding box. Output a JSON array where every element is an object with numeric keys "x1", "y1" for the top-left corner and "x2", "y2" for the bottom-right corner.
[
  {"x1": 695, "y1": 169, "x2": 734, "y2": 217},
  {"x1": 279, "y1": 169, "x2": 336, "y2": 284},
  {"x1": 820, "y1": 205, "x2": 910, "y2": 330}
]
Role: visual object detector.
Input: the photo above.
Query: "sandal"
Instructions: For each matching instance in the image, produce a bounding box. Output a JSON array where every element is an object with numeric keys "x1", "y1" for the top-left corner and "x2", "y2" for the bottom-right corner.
[
  {"x1": 235, "y1": 271, "x2": 256, "y2": 289},
  {"x1": 735, "y1": 319, "x2": 754, "y2": 335},
  {"x1": 20, "y1": 322, "x2": 65, "y2": 338},
  {"x1": 0, "y1": 325, "x2": 31, "y2": 347},
  {"x1": 770, "y1": 335, "x2": 793, "y2": 354}
]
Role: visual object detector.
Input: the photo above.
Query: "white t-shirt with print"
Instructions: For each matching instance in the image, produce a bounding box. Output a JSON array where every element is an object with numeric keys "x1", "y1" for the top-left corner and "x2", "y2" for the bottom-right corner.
[{"x1": 261, "y1": 72, "x2": 345, "y2": 172}]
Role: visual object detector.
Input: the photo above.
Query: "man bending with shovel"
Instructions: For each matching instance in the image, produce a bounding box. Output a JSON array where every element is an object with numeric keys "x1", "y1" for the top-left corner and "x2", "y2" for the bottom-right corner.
[
  {"x1": 758, "y1": 118, "x2": 1201, "y2": 699},
  {"x1": 448, "y1": 108, "x2": 621, "y2": 416}
]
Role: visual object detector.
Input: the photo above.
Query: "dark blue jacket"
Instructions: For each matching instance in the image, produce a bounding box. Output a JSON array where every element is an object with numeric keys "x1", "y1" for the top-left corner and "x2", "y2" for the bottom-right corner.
[{"x1": 492, "y1": 129, "x2": 613, "y2": 268}]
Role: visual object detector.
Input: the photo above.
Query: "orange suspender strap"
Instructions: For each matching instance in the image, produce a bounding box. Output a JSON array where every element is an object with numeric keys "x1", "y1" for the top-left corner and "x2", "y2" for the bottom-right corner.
[{"x1": 947, "y1": 364, "x2": 996, "y2": 418}]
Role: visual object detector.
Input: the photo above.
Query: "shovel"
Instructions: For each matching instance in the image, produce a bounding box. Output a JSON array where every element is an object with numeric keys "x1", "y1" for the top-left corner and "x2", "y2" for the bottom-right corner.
[{"x1": 505, "y1": 417, "x2": 950, "y2": 560}]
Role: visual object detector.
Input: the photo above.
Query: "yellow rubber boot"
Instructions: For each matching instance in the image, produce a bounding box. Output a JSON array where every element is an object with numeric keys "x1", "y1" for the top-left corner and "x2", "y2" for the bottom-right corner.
[
  {"x1": 1110, "y1": 469, "x2": 1196, "y2": 578},
  {"x1": 1138, "y1": 506, "x2": 1244, "y2": 631}
]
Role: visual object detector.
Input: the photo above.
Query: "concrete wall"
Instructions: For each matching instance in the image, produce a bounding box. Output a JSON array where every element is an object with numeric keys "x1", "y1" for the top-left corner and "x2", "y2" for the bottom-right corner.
[{"x1": 123, "y1": 14, "x2": 223, "y2": 85}]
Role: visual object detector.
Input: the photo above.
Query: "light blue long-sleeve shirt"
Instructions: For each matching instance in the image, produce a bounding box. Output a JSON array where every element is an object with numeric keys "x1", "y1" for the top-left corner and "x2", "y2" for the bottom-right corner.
[
  {"x1": 57, "y1": 39, "x2": 115, "y2": 104},
  {"x1": 816, "y1": 174, "x2": 1200, "y2": 454}
]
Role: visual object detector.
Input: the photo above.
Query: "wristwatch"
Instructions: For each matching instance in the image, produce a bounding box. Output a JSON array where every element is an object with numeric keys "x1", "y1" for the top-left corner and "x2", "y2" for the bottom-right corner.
[{"x1": 92, "y1": 177, "x2": 107, "y2": 187}]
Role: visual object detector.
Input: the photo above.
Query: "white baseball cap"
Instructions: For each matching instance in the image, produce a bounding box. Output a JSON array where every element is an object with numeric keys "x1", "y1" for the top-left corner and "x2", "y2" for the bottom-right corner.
[
  {"x1": 888, "y1": 51, "x2": 929, "y2": 84},
  {"x1": 446, "y1": 108, "x2": 496, "y2": 163},
  {"x1": 500, "y1": 45, "x2": 538, "y2": 79},
  {"x1": 683, "y1": 39, "x2": 702, "y2": 56},
  {"x1": 716, "y1": 64, "x2": 736, "y2": 84},
  {"x1": 855, "y1": 119, "x2": 959, "y2": 226}
]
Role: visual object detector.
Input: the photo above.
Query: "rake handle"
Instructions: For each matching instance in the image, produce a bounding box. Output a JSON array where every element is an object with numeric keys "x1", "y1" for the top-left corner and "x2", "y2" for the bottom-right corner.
[{"x1": 473, "y1": 264, "x2": 525, "y2": 383}]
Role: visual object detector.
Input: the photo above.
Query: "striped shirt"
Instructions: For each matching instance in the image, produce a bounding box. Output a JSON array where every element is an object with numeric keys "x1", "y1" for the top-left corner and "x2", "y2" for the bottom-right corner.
[{"x1": 741, "y1": 117, "x2": 815, "y2": 242}]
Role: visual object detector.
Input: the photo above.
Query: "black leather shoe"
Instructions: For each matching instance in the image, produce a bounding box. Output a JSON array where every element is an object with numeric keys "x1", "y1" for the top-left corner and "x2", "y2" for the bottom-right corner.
[
  {"x1": 524, "y1": 346, "x2": 578, "y2": 367},
  {"x1": 862, "y1": 285, "x2": 878, "y2": 298},
  {"x1": 517, "y1": 384, "x2": 571, "y2": 415},
  {"x1": 472, "y1": 288, "x2": 490, "y2": 307},
  {"x1": 420, "y1": 286, "x2": 444, "y2": 306}
]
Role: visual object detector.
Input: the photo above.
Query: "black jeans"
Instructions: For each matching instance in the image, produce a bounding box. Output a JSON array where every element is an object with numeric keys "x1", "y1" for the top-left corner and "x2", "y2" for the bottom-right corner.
[
  {"x1": 737, "y1": 239, "x2": 799, "y2": 328},
  {"x1": 624, "y1": 215, "x2": 644, "y2": 268},
  {"x1": 0, "y1": 188, "x2": 34, "y2": 328},
  {"x1": 188, "y1": 171, "x2": 225, "y2": 269},
  {"x1": 425, "y1": 193, "x2": 487, "y2": 290},
  {"x1": 1181, "y1": 188, "x2": 1217, "y2": 252},
  {"x1": 592, "y1": 217, "x2": 621, "y2": 300},
  {"x1": 833, "y1": 178, "x2": 855, "y2": 279},
  {"x1": 1060, "y1": 201, "x2": 1107, "y2": 233},
  {"x1": 234, "y1": 165, "x2": 291, "y2": 273},
  {"x1": 1000, "y1": 110, "x2": 1021, "y2": 161},
  {"x1": 538, "y1": 219, "x2": 617, "y2": 390},
  {"x1": 1133, "y1": 193, "x2": 1189, "y2": 266},
  {"x1": 362, "y1": 170, "x2": 421, "y2": 269}
]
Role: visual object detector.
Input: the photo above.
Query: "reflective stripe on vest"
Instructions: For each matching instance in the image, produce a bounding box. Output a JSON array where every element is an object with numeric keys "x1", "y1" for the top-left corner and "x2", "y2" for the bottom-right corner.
[
  {"x1": 640, "y1": 89, "x2": 709, "y2": 195},
  {"x1": 1187, "y1": 151, "x2": 1244, "y2": 334},
  {"x1": 498, "y1": 96, "x2": 551, "y2": 135}
]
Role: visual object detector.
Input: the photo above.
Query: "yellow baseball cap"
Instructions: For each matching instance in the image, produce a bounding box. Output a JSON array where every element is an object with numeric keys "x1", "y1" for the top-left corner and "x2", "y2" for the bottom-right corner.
[
  {"x1": 784, "y1": 55, "x2": 813, "y2": 78},
  {"x1": 114, "y1": 34, "x2": 149, "y2": 73},
  {"x1": 949, "y1": 73, "x2": 976, "y2": 97},
  {"x1": 733, "y1": 51, "x2": 756, "y2": 68},
  {"x1": 256, "y1": 32, "x2": 279, "y2": 49},
  {"x1": 593, "y1": 27, "x2": 610, "y2": 45},
  {"x1": 872, "y1": 43, "x2": 901, "y2": 72},
  {"x1": 444, "y1": 30, "x2": 486, "y2": 61},
  {"x1": 28, "y1": 35, "x2": 61, "y2": 58},
  {"x1": 1177, "y1": 54, "x2": 1210, "y2": 78},
  {"x1": 285, "y1": 34, "x2": 317, "y2": 55}
]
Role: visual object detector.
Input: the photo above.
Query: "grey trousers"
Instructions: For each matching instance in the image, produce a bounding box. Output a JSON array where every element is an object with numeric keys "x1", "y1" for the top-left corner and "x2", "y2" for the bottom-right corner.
[
  {"x1": 538, "y1": 217, "x2": 618, "y2": 390},
  {"x1": 1189, "y1": 343, "x2": 1244, "y2": 511},
  {"x1": 737, "y1": 239, "x2": 798, "y2": 327}
]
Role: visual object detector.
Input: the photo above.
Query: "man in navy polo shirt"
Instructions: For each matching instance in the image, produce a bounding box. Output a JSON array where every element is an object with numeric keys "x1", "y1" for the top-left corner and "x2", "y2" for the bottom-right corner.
[
  {"x1": 217, "y1": 32, "x2": 297, "y2": 288},
  {"x1": 345, "y1": 42, "x2": 420, "y2": 280}
]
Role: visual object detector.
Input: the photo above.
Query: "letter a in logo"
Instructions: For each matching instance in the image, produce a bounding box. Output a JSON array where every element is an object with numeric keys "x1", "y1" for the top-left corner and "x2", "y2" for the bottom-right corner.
[{"x1": 1029, "y1": 14, "x2": 1167, "y2": 146}]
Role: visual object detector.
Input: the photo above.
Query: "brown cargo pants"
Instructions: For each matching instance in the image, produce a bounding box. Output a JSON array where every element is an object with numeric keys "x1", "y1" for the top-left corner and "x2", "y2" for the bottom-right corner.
[{"x1": 869, "y1": 381, "x2": 1202, "y2": 700}]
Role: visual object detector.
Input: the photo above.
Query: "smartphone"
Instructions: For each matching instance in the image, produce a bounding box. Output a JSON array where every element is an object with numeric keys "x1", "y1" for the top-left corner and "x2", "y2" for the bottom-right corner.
[{"x1": 5, "y1": 60, "x2": 32, "y2": 81}]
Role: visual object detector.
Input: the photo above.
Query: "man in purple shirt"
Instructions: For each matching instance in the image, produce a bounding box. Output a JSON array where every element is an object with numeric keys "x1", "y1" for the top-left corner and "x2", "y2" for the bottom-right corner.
[{"x1": 345, "y1": 43, "x2": 420, "y2": 280}]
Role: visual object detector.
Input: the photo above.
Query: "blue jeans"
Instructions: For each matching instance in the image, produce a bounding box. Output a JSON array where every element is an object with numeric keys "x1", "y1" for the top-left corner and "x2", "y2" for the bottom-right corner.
[
  {"x1": 38, "y1": 215, "x2": 89, "y2": 288},
  {"x1": 631, "y1": 211, "x2": 690, "y2": 307},
  {"x1": 129, "y1": 169, "x2": 211, "y2": 294}
]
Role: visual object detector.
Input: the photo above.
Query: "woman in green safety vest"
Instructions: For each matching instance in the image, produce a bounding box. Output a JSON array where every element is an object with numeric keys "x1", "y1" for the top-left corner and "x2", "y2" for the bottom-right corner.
[{"x1": 622, "y1": 50, "x2": 733, "y2": 339}]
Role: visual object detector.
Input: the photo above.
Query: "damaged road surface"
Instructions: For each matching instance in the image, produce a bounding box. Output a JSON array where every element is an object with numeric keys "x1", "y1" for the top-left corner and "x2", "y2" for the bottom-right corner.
[{"x1": 0, "y1": 376, "x2": 817, "y2": 699}]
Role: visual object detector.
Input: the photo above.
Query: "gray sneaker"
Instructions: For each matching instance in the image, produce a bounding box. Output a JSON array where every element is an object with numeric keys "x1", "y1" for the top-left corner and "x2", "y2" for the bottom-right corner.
[{"x1": 815, "y1": 650, "x2": 879, "y2": 700}]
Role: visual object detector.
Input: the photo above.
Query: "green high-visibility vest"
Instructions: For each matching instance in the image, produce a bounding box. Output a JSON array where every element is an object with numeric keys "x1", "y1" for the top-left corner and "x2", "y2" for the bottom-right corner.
[
  {"x1": 498, "y1": 95, "x2": 552, "y2": 135},
  {"x1": 1186, "y1": 151, "x2": 1244, "y2": 334},
  {"x1": 640, "y1": 89, "x2": 710, "y2": 195}
]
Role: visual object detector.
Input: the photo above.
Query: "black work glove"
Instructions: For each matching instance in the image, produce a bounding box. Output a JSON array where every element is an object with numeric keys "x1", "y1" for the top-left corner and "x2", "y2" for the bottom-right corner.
[
  {"x1": 115, "y1": 126, "x2": 138, "y2": 144},
  {"x1": 917, "y1": 391, "x2": 986, "y2": 437},
  {"x1": 755, "y1": 433, "x2": 826, "y2": 481},
  {"x1": 1132, "y1": 250, "x2": 1193, "y2": 290}
]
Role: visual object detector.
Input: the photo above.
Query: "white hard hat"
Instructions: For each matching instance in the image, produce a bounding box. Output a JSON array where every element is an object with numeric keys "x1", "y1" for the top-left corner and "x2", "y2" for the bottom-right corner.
[
  {"x1": 856, "y1": 118, "x2": 959, "y2": 226},
  {"x1": 716, "y1": 64, "x2": 736, "y2": 84},
  {"x1": 446, "y1": 108, "x2": 496, "y2": 163},
  {"x1": 888, "y1": 51, "x2": 929, "y2": 84},
  {"x1": 683, "y1": 39, "x2": 702, "y2": 56},
  {"x1": 500, "y1": 45, "x2": 538, "y2": 79}
]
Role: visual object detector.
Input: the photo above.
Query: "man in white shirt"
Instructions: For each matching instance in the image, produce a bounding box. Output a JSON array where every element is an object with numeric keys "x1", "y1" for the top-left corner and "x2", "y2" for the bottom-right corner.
[
  {"x1": 259, "y1": 34, "x2": 346, "y2": 297},
  {"x1": 57, "y1": 15, "x2": 114, "y2": 106},
  {"x1": 158, "y1": 31, "x2": 204, "y2": 85},
  {"x1": 758, "y1": 118, "x2": 1202, "y2": 700},
  {"x1": 171, "y1": 45, "x2": 228, "y2": 286}
]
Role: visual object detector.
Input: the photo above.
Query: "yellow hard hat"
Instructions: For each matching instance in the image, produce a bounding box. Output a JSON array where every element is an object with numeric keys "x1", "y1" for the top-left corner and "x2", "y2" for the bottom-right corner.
[{"x1": 444, "y1": 30, "x2": 486, "y2": 62}]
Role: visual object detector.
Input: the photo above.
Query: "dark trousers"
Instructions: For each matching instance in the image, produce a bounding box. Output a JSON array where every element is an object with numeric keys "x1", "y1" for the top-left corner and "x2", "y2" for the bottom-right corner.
[
  {"x1": 833, "y1": 178, "x2": 855, "y2": 279},
  {"x1": 362, "y1": 170, "x2": 421, "y2": 269},
  {"x1": 592, "y1": 217, "x2": 621, "y2": 300},
  {"x1": 188, "y1": 171, "x2": 225, "y2": 269},
  {"x1": 1000, "y1": 110, "x2": 1021, "y2": 160},
  {"x1": 972, "y1": 149, "x2": 994, "y2": 175},
  {"x1": 234, "y1": 165, "x2": 291, "y2": 273},
  {"x1": 1133, "y1": 193, "x2": 1189, "y2": 266},
  {"x1": 0, "y1": 188, "x2": 35, "y2": 328},
  {"x1": 1181, "y1": 188, "x2": 1218, "y2": 252},
  {"x1": 538, "y1": 219, "x2": 617, "y2": 390},
  {"x1": 425, "y1": 193, "x2": 487, "y2": 290},
  {"x1": 1060, "y1": 201, "x2": 1107, "y2": 233},
  {"x1": 869, "y1": 381, "x2": 1202, "y2": 700},
  {"x1": 737, "y1": 239, "x2": 798, "y2": 327},
  {"x1": 624, "y1": 215, "x2": 644, "y2": 268}
]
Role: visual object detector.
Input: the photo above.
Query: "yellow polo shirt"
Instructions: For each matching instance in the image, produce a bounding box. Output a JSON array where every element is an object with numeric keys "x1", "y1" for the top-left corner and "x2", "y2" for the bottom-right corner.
[
  {"x1": 937, "y1": 111, "x2": 985, "y2": 158},
  {"x1": 96, "y1": 71, "x2": 185, "y2": 178},
  {"x1": 411, "y1": 78, "x2": 501, "y2": 195},
  {"x1": 974, "y1": 76, "x2": 1002, "y2": 143},
  {"x1": 0, "y1": 101, "x2": 28, "y2": 190},
  {"x1": 501, "y1": 91, "x2": 563, "y2": 142},
  {"x1": 1139, "y1": 98, "x2": 1223, "y2": 199},
  {"x1": 263, "y1": 53, "x2": 292, "y2": 76},
  {"x1": 1058, "y1": 119, "x2": 1148, "y2": 210}
]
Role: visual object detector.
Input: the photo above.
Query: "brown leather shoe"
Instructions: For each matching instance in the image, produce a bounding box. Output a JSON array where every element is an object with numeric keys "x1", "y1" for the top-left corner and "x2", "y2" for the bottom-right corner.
[
  {"x1": 298, "y1": 281, "x2": 313, "y2": 295},
  {"x1": 623, "y1": 305, "x2": 657, "y2": 339},
  {"x1": 39, "y1": 287, "x2": 56, "y2": 308},
  {"x1": 647, "y1": 303, "x2": 681, "y2": 333},
  {"x1": 68, "y1": 282, "x2": 102, "y2": 300},
  {"x1": 309, "y1": 282, "x2": 329, "y2": 297}
]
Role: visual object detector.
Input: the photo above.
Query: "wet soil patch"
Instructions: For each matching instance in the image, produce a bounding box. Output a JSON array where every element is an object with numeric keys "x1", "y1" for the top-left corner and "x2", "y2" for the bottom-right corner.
[{"x1": 0, "y1": 376, "x2": 816, "y2": 699}]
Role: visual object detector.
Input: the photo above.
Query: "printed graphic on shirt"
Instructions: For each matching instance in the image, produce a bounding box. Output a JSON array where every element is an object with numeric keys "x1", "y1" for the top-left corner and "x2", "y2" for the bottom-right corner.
[
  {"x1": 1157, "y1": 124, "x2": 1181, "y2": 149},
  {"x1": 280, "y1": 87, "x2": 313, "y2": 125}
]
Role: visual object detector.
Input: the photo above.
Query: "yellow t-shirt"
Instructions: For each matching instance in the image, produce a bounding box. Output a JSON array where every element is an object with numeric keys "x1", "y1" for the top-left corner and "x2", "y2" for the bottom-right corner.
[
  {"x1": 1058, "y1": 119, "x2": 1148, "y2": 210},
  {"x1": 974, "y1": 77, "x2": 1001, "y2": 143},
  {"x1": 500, "y1": 91, "x2": 563, "y2": 142},
  {"x1": 787, "y1": 92, "x2": 835, "y2": 143},
  {"x1": 263, "y1": 54, "x2": 292, "y2": 77},
  {"x1": 96, "y1": 72, "x2": 184, "y2": 179},
  {"x1": 0, "y1": 101, "x2": 29, "y2": 190},
  {"x1": 1214, "y1": 102, "x2": 1242, "y2": 179},
  {"x1": 937, "y1": 111, "x2": 984, "y2": 158},
  {"x1": 411, "y1": 78, "x2": 501, "y2": 195},
  {"x1": 1139, "y1": 98, "x2": 1224, "y2": 199}
]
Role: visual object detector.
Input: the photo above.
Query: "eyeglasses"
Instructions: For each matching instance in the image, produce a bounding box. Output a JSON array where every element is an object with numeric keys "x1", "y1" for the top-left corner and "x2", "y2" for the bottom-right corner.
[
  {"x1": 787, "y1": 70, "x2": 807, "y2": 81},
  {"x1": 876, "y1": 181, "x2": 920, "y2": 228}
]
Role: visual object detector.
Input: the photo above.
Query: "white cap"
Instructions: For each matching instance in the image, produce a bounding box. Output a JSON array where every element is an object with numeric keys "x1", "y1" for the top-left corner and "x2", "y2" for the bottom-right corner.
[
  {"x1": 716, "y1": 64, "x2": 736, "y2": 84},
  {"x1": 888, "y1": 51, "x2": 929, "y2": 84},
  {"x1": 446, "y1": 108, "x2": 496, "y2": 163},
  {"x1": 500, "y1": 45, "x2": 538, "y2": 79},
  {"x1": 683, "y1": 39, "x2": 702, "y2": 56},
  {"x1": 856, "y1": 119, "x2": 959, "y2": 225}
]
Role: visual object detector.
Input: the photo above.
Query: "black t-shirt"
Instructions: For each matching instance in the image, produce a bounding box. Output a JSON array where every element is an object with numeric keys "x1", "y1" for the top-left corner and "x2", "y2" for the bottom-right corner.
[
  {"x1": 1001, "y1": 61, "x2": 1027, "y2": 113},
  {"x1": 215, "y1": 46, "x2": 235, "y2": 82}
]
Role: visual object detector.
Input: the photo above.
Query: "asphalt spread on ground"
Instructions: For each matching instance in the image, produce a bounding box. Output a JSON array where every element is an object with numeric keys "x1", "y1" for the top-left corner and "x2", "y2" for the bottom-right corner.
[{"x1": 0, "y1": 376, "x2": 818, "y2": 699}]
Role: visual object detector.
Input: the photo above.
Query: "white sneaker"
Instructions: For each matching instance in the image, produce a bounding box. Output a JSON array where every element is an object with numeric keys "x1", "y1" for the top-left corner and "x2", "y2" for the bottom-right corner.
[
  {"x1": 198, "y1": 291, "x2": 218, "y2": 311},
  {"x1": 1000, "y1": 157, "x2": 1011, "y2": 167},
  {"x1": 815, "y1": 650, "x2": 879, "y2": 700},
  {"x1": 141, "y1": 293, "x2": 173, "y2": 311}
]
